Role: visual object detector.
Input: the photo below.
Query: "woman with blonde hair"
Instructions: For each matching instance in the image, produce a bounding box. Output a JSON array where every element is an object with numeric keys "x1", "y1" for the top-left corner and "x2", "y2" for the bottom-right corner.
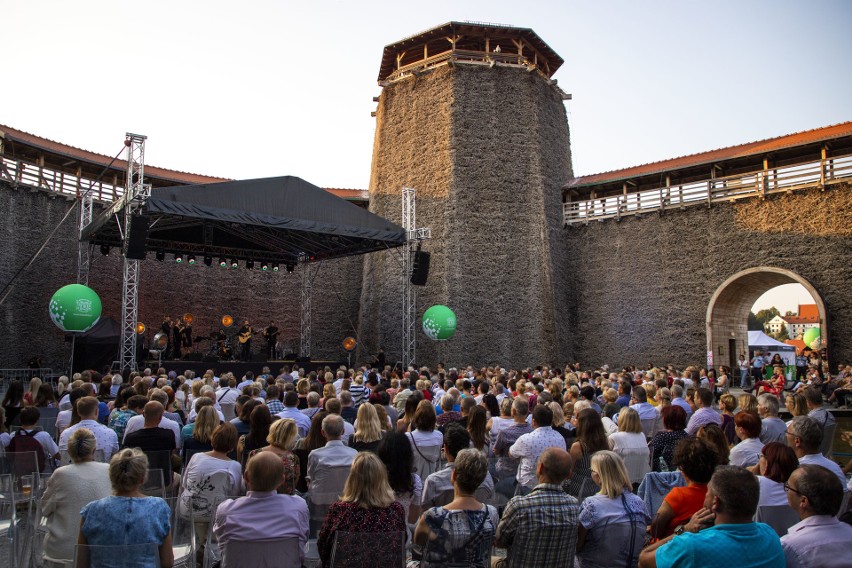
[
  {"x1": 317, "y1": 452, "x2": 406, "y2": 566},
  {"x1": 577, "y1": 451, "x2": 650, "y2": 568},
  {"x1": 23, "y1": 376, "x2": 42, "y2": 407},
  {"x1": 40, "y1": 428, "x2": 112, "y2": 566},
  {"x1": 78, "y1": 448, "x2": 173, "y2": 568},
  {"x1": 608, "y1": 407, "x2": 650, "y2": 487},
  {"x1": 182, "y1": 405, "x2": 218, "y2": 462},
  {"x1": 296, "y1": 378, "x2": 310, "y2": 409},
  {"x1": 784, "y1": 392, "x2": 808, "y2": 427},
  {"x1": 248, "y1": 417, "x2": 300, "y2": 494},
  {"x1": 737, "y1": 392, "x2": 759, "y2": 415},
  {"x1": 549, "y1": 401, "x2": 575, "y2": 446},
  {"x1": 349, "y1": 403, "x2": 385, "y2": 453},
  {"x1": 320, "y1": 383, "x2": 336, "y2": 408}
]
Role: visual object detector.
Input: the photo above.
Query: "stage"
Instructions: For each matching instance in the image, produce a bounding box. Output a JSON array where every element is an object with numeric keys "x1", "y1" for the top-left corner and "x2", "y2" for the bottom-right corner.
[{"x1": 144, "y1": 358, "x2": 347, "y2": 377}]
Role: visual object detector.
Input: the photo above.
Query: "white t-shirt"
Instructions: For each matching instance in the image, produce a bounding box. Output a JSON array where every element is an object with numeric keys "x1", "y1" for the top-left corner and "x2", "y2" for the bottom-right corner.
[
  {"x1": 181, "y1": 452, "x2": 243, "y2": 496},
  {"x1": 406, "y1": 429, "x2": 443, "y2": 448},
  {"x1": 489, "y1": 417, "x2": 514, "y2": 448},
  {"x1": 757, "y1": 475, "x2": 788, "y2": 507}
]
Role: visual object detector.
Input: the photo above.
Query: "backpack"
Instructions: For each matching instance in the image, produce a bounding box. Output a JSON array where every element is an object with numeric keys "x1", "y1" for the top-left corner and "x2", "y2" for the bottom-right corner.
[{"x1": 8, "y1": 429, "x2": 47, "y2": 475}]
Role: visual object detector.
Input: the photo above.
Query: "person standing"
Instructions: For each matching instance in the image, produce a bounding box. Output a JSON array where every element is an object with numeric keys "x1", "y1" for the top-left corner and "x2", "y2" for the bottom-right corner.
[
  {"x1": 738, "y1": 353, "x2": 751, "y2": 388},
  {"x1": 238, "y1": 320, "x2": 253, "y2": 362},
  {"x1": 751, "y1": 351, "x2": 766, "y2": 383},
  {"x1": 263, "y1": 321, "x2": 279, "y2": 361}
]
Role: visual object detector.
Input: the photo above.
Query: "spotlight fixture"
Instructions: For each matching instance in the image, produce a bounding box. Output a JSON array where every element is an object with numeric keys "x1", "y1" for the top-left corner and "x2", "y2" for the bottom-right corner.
[
  {"x1": 286, "y1": 263, "x2": 295, "y2": 274},
  {"x1": 219, "y1": 258, "x2": 227, "y2": 268},
  {"x1": 261, "y1": 261, "x2": 269, "y2": 271},
  {"x1": 272, "y1": 263, "x2": 279, "y2": 272},
  {"x1": 188, "y1": 255, "x2": 196, "y2": 265},
  {"x1": 246, "y1": 259, "x2": 254, "y2": 270},
  {"x1": 156, "y1": 250, "x2": 165, "y2": 262},
  {"x1": 136, "y1": 322, "x2": 146, "y2": 334},
  {"x1": 175, "y1": 254, "x2": 183, "y2": 263},
  {"x1": 99, "y1": 245, "x2": 110, "y2": 256},
  {"x1": 204, "y1": 256, "x2": 212, "y2": 267},
  {"x1": 230, "y1": 259, "x2": 238, "y2": 269}
]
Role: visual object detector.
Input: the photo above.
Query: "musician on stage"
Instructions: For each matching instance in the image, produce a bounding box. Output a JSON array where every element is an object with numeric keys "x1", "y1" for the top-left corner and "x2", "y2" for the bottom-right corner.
[
  {"x1": 238, "y1": 320, "x2": 253, "y2": 362},
  {"x1": 160, "y1": 316, "x2": 172, "y2": 359},
  {"x1": 172, "y1": 316, "x2": 184, "y2": 359},
  {"x1": 263, "y1": 321, "x2": 279, "y2": 360},
  {"x1": 181, "y1": 321, "x2": 193, "y2": 353}
]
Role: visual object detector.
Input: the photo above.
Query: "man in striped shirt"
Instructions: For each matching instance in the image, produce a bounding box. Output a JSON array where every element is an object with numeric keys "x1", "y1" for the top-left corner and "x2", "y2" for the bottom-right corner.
[{"x1": 494, "y1": 447, "x2": 580, "y2": 567}]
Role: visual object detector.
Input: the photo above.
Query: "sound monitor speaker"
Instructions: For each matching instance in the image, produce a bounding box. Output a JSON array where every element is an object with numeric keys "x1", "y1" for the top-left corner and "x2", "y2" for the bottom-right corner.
[
  {"x1": 410, "y1": 250, "x2": 430, "y2": 286},
  {"x1": 124, "y1": 214, "x2": 149, "y2": 260}
]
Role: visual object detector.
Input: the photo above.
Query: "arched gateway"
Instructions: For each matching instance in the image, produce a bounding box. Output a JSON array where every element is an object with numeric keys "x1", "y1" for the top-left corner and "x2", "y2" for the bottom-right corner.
[{"x1": 706, "y1": 267, "x2": 826, "y2": 370}]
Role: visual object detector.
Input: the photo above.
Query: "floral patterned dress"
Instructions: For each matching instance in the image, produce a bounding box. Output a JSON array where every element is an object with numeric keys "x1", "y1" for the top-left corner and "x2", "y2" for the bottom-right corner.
[{"x1": 246, "y1": 447, "x2": 300, "y2": 495}]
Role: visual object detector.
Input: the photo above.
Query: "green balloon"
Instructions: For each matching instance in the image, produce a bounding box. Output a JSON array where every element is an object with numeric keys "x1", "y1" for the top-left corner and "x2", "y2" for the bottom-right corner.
[
  {"x1": 49, "y1": 284, "x2": 102, "y2": 332},
  {"x1": 422, "y1": 305, "x2": 457, "y2": 341},
  {"x1": 802, "y1": 327, "x2": 820, "y2": 349}
]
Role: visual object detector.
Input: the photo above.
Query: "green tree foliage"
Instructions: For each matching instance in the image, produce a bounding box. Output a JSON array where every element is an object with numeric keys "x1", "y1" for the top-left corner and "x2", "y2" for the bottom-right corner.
[{"x1": 754, "y1": 307, "x2": 781, "y2": 329}]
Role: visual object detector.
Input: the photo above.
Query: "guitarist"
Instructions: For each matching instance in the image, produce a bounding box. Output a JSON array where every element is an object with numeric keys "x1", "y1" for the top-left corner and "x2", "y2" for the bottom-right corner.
[
  {"x1": 263, "y1": 321, "x2": 280, "y2": 361},
  {"x1": 238, "y1": 320, "x2": 254, "y2": 362}
]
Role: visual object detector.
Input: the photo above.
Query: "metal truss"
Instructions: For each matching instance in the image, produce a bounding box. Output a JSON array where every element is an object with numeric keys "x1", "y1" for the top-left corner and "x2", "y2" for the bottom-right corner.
[
  {"x1": 299, "y1": 257, "x2": 321, "y2": 358},
  {"x1": 119, "y1": 133, "x2": 149, "y2": 373}
]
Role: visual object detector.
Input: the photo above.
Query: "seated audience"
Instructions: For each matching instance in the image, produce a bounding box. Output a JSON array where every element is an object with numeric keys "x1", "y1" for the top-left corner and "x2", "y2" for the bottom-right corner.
[
  {"x1": 318, "y1": 452, "x2": 406, "y2": 566},
  {"x1": 757, "y1": 394, "x2": 787, "y2": 444},
  {"x1": 349, "y1": 403, "x2": 385, "y2": 453},
  {"x1": 413, "y1": 449, "x2": 498, "y2": 568},
  {"x1": 421, "y1": 424, "x2": 494, "y2": 507},
  {"x1": 752, "y1": 441, "x2": 798, "y2": 507},
  {"x1": 786, "y1": 416, "x2": 847, "y2": 490},
  {"x1": 577, "y1": 450, "x2": 650, "y2": 568},
  {"x1": 639, "y1": 466, "x2": 785, "y2": 568},
  {"x1": 377, "y1": 430, "x2": 422, "y2": 524},
  {"x1": 608, "y1": 407, "x2": 651, "y2": 486},
  {"x1": 246, "y1": 417, "x2": 300, "y2": 495},
  {"x1": 649, "y1": 405, "x2": 688, "y2": 472},
  {"x1": 40, "y1": 428, "x2": 112, "y2": 566},
  {"x1": 729, "y1": 411, "x2": 764, "y2": 467},
  {"x1": 78, "y1": 448, "x2": 173, "y2": 568},
  {"x1": 564, "y1": 407, "x2": 608, "y2": 499}
]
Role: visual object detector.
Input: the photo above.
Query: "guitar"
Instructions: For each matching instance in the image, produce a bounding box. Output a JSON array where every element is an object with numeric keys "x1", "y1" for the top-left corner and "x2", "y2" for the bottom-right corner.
[{"x1": 238, "y1": 329, "x2": 258, "y2": 344}]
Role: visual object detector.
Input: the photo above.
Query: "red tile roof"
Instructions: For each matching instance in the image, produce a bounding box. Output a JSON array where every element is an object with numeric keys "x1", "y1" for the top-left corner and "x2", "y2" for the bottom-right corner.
[
  {"x1": 782, "y1": 315, "x2": 819, "y2": 325},
  {"x1": 0, "y1": 124, "x2": 367, "y2": 200},
  {"x1": 797, "y1": 304, "x2": 819, "y2": 319},
  {"x1": 785, "y1": 339, "x2": 806, "y2": 353},
  {"x1": 568, "y1": 122, "x2": 852, "y2": 188}
]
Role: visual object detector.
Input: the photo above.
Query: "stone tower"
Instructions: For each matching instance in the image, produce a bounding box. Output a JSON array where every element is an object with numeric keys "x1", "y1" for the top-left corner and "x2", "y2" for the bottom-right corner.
[{"x1": 358, "y1": 22, "x2": 574, "y2": 369}]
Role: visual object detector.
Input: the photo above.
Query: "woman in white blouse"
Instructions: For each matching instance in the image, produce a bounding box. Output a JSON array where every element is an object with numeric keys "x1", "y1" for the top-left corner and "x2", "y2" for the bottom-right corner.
[
  {"x1": 751, "y1": 441, "x2": 798, "y2": 507},
  {"x1": 608, "y1": 407, "x2": 651, "y2": 487}
]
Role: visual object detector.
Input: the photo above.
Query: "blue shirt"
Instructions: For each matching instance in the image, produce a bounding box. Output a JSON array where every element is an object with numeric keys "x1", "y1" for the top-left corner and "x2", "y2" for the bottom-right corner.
[
  {"x1": 656, "y1": 523, "x2": 784, "y2": 568},
  {"x1": 81, "y1": 495, "x2": 171, "y2": 547}
]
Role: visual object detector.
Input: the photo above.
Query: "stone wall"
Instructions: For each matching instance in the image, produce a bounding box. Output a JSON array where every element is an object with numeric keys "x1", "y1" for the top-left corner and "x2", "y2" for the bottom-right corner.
[
  {"x1": 358, "y1": 64, "x2": 573, "y2": 369},
  {"x1": 562, "y1": 185, "x2": 852, "y2": 369},
  {"x1": 0, "y1": 181, "x2": 363, "y2": 371}
]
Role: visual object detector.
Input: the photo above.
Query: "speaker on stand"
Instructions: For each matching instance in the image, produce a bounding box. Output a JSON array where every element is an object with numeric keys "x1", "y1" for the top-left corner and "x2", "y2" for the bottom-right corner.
[
  {"x1": 124, "y1": 214, "x2": 149, "y2": 260},
  {"x1": 410, "y1": 249, "x2": 430, "y2": 286}
]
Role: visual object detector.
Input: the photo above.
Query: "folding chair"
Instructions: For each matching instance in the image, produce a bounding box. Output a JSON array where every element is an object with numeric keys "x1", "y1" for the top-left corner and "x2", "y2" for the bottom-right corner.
[
  {"x1": 141, "y1": 469, "x2": 166, "y2": 498},
  {"x1": 820, "y1": 423, "x2": 837, "y2": 458},
  {"x1": 73, "y1": 542, "x2": 161, "y2": 568},
  {"x1": 754, "y1": 504, "x2": 800, "y2": 537},
  {"x1": 330, "y1": 530, "x2": 405, "y2": 568},
  {"x1": 308, "y1": 465, "x2": 351, "y2": 538},
  {"x1": 202, "y1": 495, "x2": 238, "y2": 568},
  {"x1": 221, "y1": 537, "x2": 302, "y2": 568},
  {"x1": 163, "y1": 497, "x2": 195, "y2": 568}
]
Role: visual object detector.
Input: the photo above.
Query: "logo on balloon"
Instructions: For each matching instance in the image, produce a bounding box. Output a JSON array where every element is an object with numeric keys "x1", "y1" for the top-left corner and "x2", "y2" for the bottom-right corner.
[
  {"x1": 422, "y1": 305, "x2": 457, "y2": 341},
  {"x1": 802, "y1": 326, "x2": 820, "y2": 350},
  {"x1": 49, "y1": 284, "x2": 102, "y2": 332}
]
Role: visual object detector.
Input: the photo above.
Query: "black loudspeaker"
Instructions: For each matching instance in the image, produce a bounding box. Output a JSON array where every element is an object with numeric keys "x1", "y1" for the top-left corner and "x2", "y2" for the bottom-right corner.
[
  {"x1": 124, "y1": 214, "x2": 149, "y2": 260},
  {"x1": 410, "y1": 250, "x2": 430, "y2": 286}
]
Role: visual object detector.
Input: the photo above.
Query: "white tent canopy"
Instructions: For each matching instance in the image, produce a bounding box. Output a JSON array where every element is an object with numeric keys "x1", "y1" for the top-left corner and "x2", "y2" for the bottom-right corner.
[{"x1": 748, "y1": 331, "x2": 796, "y2": 366}]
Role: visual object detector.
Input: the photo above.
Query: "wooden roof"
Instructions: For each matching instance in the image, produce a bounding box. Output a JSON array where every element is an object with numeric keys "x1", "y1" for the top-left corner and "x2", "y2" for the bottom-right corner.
[
  {"x1": 0, "y1": 124, "x2": 367, "y2": 201},
  {"x1": 566, "y1": 122, "x2": 852, "y2": 196},
  {"x1": 378, "y1": 21, "x2": 563, "y2": 82}
]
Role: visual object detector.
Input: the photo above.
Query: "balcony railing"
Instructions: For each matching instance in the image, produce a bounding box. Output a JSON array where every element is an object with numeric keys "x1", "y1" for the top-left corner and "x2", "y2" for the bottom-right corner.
[
  {"x1": 0, "y1": 154, "x2": 123, "y2": 203},
  {"x1": 563, "y1": 152, "x2": 852, "y2": 225}
]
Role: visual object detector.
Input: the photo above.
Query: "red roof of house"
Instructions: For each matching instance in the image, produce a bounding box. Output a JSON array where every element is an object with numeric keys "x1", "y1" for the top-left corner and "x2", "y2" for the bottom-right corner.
[
  {"x1": 567, "y1": 122, "x2": 852, "y2": 189},
  {"x1": 782, "y1": 315, "x2": 820, "y2": 325},
  {"x1": 785, "y1": 339, "x2": 806, "y2": 353},
  {"x1": 798, "y1": 304, "x2": 819, "y2": 319},
  {"x1": 0, "y1": 124, "x2": 367, "y2": 200}
]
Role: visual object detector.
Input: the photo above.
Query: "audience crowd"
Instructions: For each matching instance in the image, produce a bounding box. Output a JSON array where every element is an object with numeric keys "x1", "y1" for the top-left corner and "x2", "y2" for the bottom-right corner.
[{"x1": 4, "y1": 358, "x2": 851, "y2": 568}]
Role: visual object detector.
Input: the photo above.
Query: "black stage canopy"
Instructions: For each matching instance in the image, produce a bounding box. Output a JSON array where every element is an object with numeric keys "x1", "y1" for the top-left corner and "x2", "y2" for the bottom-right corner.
[{"x1": 81, "y1": 176, "x2": 405, "y2": 264}]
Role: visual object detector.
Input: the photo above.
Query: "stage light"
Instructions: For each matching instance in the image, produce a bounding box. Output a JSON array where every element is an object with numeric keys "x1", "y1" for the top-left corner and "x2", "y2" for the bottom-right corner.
[
  {"x1": 188, "y1": 255, "x2": 196, "y2": 265},
  {"x1": 99, "y1": 245, "x2": 110, "y2": 256},
  {"x1": 286, "y1": 263, "x2": 295, "y2": 274},
  {"x1": 175, "y1": 254, "x2": 183, "y2": 263},
  {"x1": 219, "y1": 258, "x2": 227, "y2": 268},
  {"x1": 136, "y1": 322, "x2": 146, "y2": 334},
  {"x1": 230, "y1": 259, "x2": 238, "y2": 269},
  {"x1": 272, "y1": 263, "x2": 279, "y2": 272},
  {"x1": 156, "y1": 250, "x2": 165, "y2": 262},
  {"x1": 204, "y1": 256, "x2": 212, "y2": 267},
  {"x1": 261, "y1": 262, "x2": 269, "y2": 271},
  {"x1": 246, "y1": 259, "x2": 254, "y2": 270}
]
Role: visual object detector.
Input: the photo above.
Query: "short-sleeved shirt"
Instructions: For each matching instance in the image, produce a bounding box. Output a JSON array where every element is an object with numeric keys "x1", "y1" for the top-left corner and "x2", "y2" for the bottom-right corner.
[
  {"x1": 661, "y1": 484, "x2": 708, "y2": 537},
  {"x1": 123, "y1": 427, "x2": 177, "y2": 453},
  {"x1": 656, "y1": 522, "x2": 784, "y2": 568},
  {"x1": 420, "y1": 505, "x2": 499, "y2": 568},
  {"x1": 80, "y1": 495, "x2": 171, "y2": 548},
  {"x1": 508, "y1": 426, "x2": 566, "y2": 488}
]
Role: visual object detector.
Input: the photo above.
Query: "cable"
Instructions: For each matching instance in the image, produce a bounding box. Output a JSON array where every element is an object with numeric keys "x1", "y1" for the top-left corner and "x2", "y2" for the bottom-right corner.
[{"x1": 0, "y1": 145, "x2": 127, "y2": 306}]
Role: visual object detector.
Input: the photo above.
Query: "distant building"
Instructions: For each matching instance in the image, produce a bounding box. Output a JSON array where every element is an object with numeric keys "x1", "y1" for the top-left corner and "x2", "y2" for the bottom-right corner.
[{"x1": 766, "y1": 304, "x2": 820, "y2": 338}]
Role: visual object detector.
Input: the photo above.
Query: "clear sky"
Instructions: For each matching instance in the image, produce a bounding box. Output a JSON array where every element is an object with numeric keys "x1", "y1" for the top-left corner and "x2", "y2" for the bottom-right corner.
[
  {"x1": 3, "y1": 0, "x2": 850, "y2": 191},
  {"x1": 752, "y1": 283, "x2": 814, "y2": 315}
]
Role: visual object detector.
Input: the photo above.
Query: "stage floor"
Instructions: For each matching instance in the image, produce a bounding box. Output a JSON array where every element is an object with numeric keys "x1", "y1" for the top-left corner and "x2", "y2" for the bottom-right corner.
[{"x1": 145, "y1": 359, "x2": 346, "y2": 377}]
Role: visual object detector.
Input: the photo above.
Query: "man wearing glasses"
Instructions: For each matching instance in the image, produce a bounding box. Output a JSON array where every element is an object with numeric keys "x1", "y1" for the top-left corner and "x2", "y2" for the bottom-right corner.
[
  {"x1": 781, "y1": 464, "x2": 852, "y2": 567},
  {"x1": 786, "y1": 416, "x2": 847, "y2": 490}
]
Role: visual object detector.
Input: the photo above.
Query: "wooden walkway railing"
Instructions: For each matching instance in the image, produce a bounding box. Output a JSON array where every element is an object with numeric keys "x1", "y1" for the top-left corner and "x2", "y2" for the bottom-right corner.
[
  {"x1": 563, "y1": 152, "x2": 852, "y2": 225},
  {"x1": 0, "y1": 154, "x2": 123, "y2": 203}
]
